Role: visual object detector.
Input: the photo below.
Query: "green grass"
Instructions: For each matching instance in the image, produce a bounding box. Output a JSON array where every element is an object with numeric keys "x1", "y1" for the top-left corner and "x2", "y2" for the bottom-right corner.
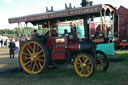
[{"x1": 0, "y1": 48, "x2": 128, "y2": 85}]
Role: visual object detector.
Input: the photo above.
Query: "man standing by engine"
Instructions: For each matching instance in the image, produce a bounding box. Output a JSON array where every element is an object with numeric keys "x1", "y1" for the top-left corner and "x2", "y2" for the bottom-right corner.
[{"x1": 9, "y1": 39, "x2": 15, "y2": 58}]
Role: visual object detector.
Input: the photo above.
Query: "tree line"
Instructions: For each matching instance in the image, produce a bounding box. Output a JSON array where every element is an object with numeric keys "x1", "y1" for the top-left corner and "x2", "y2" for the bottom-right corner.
[{"x1": 0, "y1": 27, "x2": 35, "y2": 35}]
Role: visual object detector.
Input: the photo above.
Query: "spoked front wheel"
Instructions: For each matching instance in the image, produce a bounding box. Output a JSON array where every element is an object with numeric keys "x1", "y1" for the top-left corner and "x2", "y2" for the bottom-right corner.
[
  {"x1": 19, "y1": 40, "x2": 49, "y2": 74},
  {"x1": 73, "y1": 53, "x2": 95, "y2": 77},
  {"x1": 95, "y1": 50, "x2": 109, "y2": 72}
]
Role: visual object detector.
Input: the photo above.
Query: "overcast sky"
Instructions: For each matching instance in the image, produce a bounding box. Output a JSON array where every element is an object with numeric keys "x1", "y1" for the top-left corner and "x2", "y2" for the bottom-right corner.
[{"x1": 0, "y1": 0, "x2": 128, "y2": 29}]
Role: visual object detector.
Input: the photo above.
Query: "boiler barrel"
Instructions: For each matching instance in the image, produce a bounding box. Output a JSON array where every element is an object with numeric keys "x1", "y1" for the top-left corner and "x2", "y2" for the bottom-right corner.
[
  {"x1": 68, "y1": 40, "x2": 96, "y2": 54},
  {"x1": 79, "y1": 40, "x2": 96, "y2": 54}
]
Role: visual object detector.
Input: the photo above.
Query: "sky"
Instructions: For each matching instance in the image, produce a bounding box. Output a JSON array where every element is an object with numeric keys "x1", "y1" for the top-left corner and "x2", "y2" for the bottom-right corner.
[{"x1": 0, "y1": 0, "x2": 128, "y2": 29}]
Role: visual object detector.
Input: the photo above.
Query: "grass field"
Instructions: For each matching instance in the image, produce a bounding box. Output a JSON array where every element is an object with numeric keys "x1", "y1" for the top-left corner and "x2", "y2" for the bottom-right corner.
[{"x1": 0, "y1": 47, "x2": 128, "y2": 85}]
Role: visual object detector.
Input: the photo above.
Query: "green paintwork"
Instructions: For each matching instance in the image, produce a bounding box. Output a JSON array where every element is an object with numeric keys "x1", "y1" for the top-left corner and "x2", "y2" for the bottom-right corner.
[{"x1": 96, "y1": 43, "x2": 115, "y2": 56}]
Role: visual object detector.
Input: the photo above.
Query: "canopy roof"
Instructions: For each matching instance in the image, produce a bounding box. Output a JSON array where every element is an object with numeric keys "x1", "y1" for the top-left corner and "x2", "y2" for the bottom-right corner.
[{"x1": 8, "y1": 4, "x2": 115, "y2": 25}]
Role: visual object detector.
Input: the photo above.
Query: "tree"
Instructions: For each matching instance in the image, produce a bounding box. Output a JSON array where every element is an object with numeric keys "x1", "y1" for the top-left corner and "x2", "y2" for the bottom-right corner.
[{"x1": 14, "y1": 27, "x2": 22, "y2": 34}]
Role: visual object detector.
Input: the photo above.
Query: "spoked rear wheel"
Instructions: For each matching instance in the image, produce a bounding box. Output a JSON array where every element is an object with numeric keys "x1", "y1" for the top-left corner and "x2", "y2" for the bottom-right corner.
[
  {"x1": 19, "y1": 40, "x2": 49, "y2": 74},
  {"x1": 95, "y1": 50, "x2": 109, "y2": 72},
  {"x1": 73, "y1": 53, "x2": 95, "y2": 77}
]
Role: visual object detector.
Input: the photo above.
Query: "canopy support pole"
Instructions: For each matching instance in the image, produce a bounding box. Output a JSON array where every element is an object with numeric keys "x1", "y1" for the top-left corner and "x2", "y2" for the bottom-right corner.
[
  {"x1": 104, "y1": 10, "x2": 107, "y2": 37},
  {"x1": 109, "y1": 12, "x2": 112, "y2": 27},
  {"x1": 48, "y1": 20, "x2": 51, "y2": 37},
  {"x1": 18, "y1": 23, "x2": 20, "y2": 28},
  {"x1": 100, "y1": 11, "x2": 103, "y2": 31},
  {"x1": 83, "y1": 15, "x2": 89, "y2": 40},
  {"x1": 112, "y1": 13, "x2": 115, "y2": 37}
]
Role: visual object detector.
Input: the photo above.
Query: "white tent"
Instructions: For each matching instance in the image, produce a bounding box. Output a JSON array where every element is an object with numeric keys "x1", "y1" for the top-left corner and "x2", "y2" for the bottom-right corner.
[{"x1": 0, "y1": 36, "x2": 8, "y2": 40}]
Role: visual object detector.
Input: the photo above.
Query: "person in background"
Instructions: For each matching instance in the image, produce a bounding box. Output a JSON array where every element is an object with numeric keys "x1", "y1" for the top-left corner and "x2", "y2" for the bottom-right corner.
[
  {"x1": 9, "y1": 39, "x2": 15, "y2": 58},
  {"x1": 77, "y1": 32, "x2": 82, "y2": 40},
  {"x1": 1, "y1": 39, "x2": 3, "y2": 48},
  {"x1": 4, "y1": 39, "x2": 8, "y2": 47},
  {"x1": 0, "y1": 39, "x2": 1, "y2": 48},
  {"x1": 33, "y1": 29, "x2": 39, "y2": 37},
  {"x1": 62, "y1": 29, "x2": 68, "y2": 36},
  {"x1": 15, "y1": 39, "x2": 20, "y2": 55},
  {"x1": 31, "y1": 29, "x2": 39, "y2": 39}
]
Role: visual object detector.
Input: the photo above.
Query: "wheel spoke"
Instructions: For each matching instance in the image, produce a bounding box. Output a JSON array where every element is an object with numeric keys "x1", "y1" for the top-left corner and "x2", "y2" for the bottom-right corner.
[
  {"x1": 24, "y1": 57, "x2": 31, "y2": 60},
  {"x1": 29, "y1": 61, "x2": 33, "y2": 70},
  {"x1": 39, "y1": 55, "x2": 45, "y2": 58},
  {"x1": 96, "y1": 64, "x2": 100, "y2": 69},
  {"x1": 33, "y1": 44, "x2": 36, "y2": 53},
  {"x1": 28, "y1": 45, "x2": 33, "y2": 51},
  {"x1": 32, "y1": 63, "x2": 36, "y2": 72},
  {"x1": 80, "y1": 68, "x2": 84, "y2": 74},
  {"x1": 77, "y1": 66, "x2": 81, "y2": 69},
  {"x1": 37, "y1": 59, "x2": 44, "y2": 62},
  {"x1": 27, "y1": 47, "x2": 32, "y2": 55},
  {"x1": 96, "y1": 64, "x2": 103, "y2": 71},
  {"x1": 35, "y1": 61, "x2": 40, "y2": 71},
  {"x1": 99, "y1": 64, "x2": 105, "y2": 69},
  {"x1": 36, "y1": 50, "x2": 43, "y2": 56},
  {"x1": 83, "y1": 67, "x2": 86, "y2": 74},
  {"x1": 87, "y1": 66, "x2": 91, "y2": 70},
  {"x1": 77, "y1": 62, "x2": 81, "y2": 65},
  {"x1": 25, "y1": 60, "x2": 31, "y2": 66},
  {"x1": 84, "y1": 58, "x2": 89, "y2": 64},
  {"x1": 82, "y1": 56, "x2": 85, "y2": 61},
  {"x1": 36, "y1": 45, "x2": 39, "y2": 52},
  {"x1": 87, "y1": 62, "x2": 92, "y2": 66},
  {"x1": 86, "y1": 67, "x2": 90, "y2": 73},
  {"x1": 22, "y1": 52, "x2": 30, "y2": 56},
  {"x1": 78, "y1": 59, "x2": 82, "y2": 64},
  {"x1": 98, "y1": 65, "x2": 102, "y2": 70},
  {"x1": 38, "y1": 61, "x2": 42, "y2": 68}
]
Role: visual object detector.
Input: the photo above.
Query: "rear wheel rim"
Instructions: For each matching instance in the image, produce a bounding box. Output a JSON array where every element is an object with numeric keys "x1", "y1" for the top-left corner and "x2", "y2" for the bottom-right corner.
[
  {"x1": 20, "y1": 41, "x2": 46, "y2": 74},
  {"x1": 74, "y1": 54, "x2": 94, "y2": 77}
]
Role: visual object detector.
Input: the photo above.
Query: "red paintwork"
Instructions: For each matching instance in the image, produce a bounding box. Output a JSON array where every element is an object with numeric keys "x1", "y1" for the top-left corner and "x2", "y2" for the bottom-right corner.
[
  {"x1": 90, "y1": 23, "x2": 95, "y2": 34},
  {"x1": 68, "y1": 42, "x2": 80, "y2": 54},
  {"x1": 119, "y1": 41, "x2": 128, "y2": 46},
  {"x1": 45, "y1": 30, "x2": 58, "y2": 37},
  {"x1": 45, "y1": 36, "x2": 80, "y2": 59},
  {"x1": 52, "y1": 48, "x2": 67, "y2": 60},
  {"x1": 46, "y1": 37, "x2": 68, "y2": 48},
  {"x1": 46, "y1": 37, "x2": 68, "y2": 60}
]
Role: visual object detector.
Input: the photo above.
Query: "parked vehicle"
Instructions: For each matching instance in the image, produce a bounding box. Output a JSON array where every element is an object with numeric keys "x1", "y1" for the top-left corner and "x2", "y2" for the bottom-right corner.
[{"x1": 114, "y1": 6, "x2": 128, "y2": 47}]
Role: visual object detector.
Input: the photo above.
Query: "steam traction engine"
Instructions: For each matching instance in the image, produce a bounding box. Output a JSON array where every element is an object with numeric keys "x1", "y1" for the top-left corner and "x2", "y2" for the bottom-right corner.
[
  {"x1": 8, "y1": 2, "x2": 113, "y2": 77},
  {"x1": 19, "y1": 28, "x2": 96, "y2": 77}
]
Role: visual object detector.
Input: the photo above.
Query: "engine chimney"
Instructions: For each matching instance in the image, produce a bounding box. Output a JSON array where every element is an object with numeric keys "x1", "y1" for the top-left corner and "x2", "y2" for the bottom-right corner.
[{"x1": 81, "y1": 0, "x2": 93, "y2": 7}]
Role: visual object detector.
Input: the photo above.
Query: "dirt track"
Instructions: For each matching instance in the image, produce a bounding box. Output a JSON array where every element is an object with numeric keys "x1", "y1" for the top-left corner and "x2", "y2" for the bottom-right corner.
[{"x1": 0, "y1": 47, "x2": 19, "y2": 72}]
